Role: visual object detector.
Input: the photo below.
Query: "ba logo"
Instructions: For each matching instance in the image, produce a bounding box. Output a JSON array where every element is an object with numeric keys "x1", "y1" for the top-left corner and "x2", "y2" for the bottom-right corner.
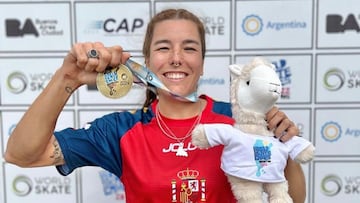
[
  {"x1": 5, "y1": 18, "x2": 39, "y2": 37},
  {"x1": 326, "y1": 14, "x2": 360, "y2": 33}
]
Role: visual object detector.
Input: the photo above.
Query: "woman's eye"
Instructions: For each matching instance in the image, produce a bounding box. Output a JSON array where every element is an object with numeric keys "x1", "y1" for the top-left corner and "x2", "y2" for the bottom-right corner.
[
  {"x1": 184, "y1": 47, "x2": 196, "y2": 51},
  {"x1": 246, "y1": 80, "x2": 250, "y2": 86},
  {"x1": 157, "y1": 47, "x2": 169, "y2": 51}
]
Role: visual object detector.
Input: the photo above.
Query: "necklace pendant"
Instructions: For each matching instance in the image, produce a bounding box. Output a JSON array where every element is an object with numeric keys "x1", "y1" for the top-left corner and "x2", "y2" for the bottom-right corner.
[{"x1": 176, "y1": 142, "x2": 188, "y2": 157}]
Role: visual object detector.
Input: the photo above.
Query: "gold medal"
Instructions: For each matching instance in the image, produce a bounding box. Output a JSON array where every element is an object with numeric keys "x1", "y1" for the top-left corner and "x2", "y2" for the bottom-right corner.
[{"x1": 96, "y1": 64, "x2": 133, "y2": 99}]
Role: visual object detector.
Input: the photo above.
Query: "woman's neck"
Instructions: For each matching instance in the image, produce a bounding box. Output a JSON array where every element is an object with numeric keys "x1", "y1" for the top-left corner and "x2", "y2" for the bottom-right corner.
[{"x1": 157, "y1": 96, "x2": 205, "y2": 119}]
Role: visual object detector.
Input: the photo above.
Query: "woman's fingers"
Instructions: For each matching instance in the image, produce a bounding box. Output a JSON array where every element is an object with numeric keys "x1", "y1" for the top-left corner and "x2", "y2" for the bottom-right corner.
[{"x1": 266, "y1": 106, "x2": 299, "y2": 142}]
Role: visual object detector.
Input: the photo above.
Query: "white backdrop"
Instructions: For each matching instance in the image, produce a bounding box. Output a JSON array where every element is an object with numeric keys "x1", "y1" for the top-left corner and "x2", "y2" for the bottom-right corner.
[{"x1": 1, "y1": 0, "x2": 360, "y2": 202}]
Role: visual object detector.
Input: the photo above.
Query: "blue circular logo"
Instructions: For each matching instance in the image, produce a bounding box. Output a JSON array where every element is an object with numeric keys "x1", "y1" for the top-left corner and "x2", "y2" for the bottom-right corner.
[
  {"x1": 321, "y1": 121, "x2": 342, "y2": 142},
  {"x1": 242, "y1": 15, "x2": 263, "y2": 36}
]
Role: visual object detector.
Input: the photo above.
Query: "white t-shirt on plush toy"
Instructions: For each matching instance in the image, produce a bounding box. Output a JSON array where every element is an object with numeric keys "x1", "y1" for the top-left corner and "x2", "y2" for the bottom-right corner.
[{"x1": 202, "y1": 123, "x2": 312, "y2": 183}]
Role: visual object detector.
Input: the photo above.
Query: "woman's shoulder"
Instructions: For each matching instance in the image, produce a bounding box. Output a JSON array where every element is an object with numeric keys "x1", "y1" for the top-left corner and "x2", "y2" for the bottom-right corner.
[
  {"x1": 201, "y1": 94, "x2": 232, "y2": 117},
  {"x1": 94, "y1": 107, "x2": 155, "y2": 127},
  {"x1": 74, "y1": 108, "x2": 154, "y2": 138}
]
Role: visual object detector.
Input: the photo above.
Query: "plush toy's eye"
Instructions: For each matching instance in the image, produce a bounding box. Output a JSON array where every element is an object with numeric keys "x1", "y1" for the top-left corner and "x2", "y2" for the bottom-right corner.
[{"x1": 246, "y1": 80, "x2": 250, "y2": 86}]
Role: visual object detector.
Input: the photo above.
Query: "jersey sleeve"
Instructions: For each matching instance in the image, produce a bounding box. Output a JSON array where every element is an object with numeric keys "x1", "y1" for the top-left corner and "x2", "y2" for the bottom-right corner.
[{"x1": 54, "y1": 109, "x2": 152, "y2": 177}]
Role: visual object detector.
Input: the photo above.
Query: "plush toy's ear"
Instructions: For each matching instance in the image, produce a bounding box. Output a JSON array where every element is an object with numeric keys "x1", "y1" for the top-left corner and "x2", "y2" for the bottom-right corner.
[{"x1": 229, "y1": 64, "x2": 244, "y2": 76}]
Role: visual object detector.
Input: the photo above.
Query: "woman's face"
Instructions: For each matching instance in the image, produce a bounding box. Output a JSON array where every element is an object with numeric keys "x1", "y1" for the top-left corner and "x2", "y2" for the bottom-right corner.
[{"x1": 146, "y1": 19, "x2": 204, "y2": 98}]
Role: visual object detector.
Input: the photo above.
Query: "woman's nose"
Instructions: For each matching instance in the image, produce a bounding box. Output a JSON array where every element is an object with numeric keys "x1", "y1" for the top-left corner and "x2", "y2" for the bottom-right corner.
[
  {"x1": 172, "y1": 49, "x2": 182, "y2": 60},
  {"x1": 169, "y1": 49, "x2": 182, "y2": 66}
]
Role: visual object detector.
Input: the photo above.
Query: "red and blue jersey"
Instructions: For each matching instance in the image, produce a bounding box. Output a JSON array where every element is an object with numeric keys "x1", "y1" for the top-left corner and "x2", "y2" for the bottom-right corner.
[{"x1": 54, "y1": 95, "x2": 236, "y2": 202}]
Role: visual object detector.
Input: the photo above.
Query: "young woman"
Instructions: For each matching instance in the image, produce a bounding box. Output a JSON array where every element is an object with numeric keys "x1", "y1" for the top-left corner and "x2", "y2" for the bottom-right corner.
[{"x1": 5, "y1": 9, "x2": 306, "y2": 203}]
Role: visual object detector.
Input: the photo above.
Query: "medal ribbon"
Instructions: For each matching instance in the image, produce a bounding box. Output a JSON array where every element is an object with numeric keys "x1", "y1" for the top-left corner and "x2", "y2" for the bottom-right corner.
[{"x1": 124, "y1": 59, "x2": 198, "y2": 102}]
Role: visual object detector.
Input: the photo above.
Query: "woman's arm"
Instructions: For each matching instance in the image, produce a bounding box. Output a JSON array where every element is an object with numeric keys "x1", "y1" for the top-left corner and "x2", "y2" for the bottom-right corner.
[
  {"x1": 5, "y1": 42, "x2": 129, "y2": 167},
  {"x1": 266, "y1": 106, "x2": 307, "y2": 202},
  {"x1": 285, "y1": 158, "x2": 306, "y2": 203},
  {"x1": 5, "y1": 69, "x2": 76, "y2": 167}
]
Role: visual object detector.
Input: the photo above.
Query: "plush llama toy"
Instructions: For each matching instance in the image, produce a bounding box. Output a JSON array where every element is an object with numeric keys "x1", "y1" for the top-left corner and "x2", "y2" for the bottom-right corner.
[{"x1": 191, "y1": 57, "x2": 315, "y2": 203}]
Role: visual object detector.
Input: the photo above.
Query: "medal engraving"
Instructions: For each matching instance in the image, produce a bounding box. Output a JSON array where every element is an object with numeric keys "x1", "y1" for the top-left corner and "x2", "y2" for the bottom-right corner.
[{"x1": 96, "y1": 64, "x2": 133, "y2": 99}]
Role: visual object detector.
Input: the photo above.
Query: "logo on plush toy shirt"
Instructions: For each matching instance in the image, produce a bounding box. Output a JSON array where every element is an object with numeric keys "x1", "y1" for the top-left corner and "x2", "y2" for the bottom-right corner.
[{"x1": 253, "y1": 139, "x2": 273, "y2": 177}]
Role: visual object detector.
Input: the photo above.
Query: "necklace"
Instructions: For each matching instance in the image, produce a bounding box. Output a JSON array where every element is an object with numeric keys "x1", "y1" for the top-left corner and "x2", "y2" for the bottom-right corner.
[{"x1": 156, "y1": 102, "x2": 202, "y2": 157}]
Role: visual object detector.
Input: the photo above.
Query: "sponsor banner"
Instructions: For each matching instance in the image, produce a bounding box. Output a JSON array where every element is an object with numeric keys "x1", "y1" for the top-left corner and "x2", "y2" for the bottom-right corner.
[
  {"x1": 313, "y1": 161, "x2": 360, "y2": 203},
  {"x1": 235, "y1": 0, "x2": 313, "y2": 50},
  {"x1": 4, "y1": 164, "x2": 77, "y2": 203},
  {"x1": 155, "y1": 0, "x2": 232, "y2": 51},
  {"x1": 1, "y1": 1, "x2": 360, "y2": 203},
  {"x1": 198, "y1": 55, "x2": 231, "y2": 102},
  {"x1": 315, "y1": 54, "x2": 360, "y2": 103},
  {"x1": 235, "y1": 55, "x2": 312, "y2": 104},
  {"x1": 1, "y1": 110, "x2": 75, "y2": 155},
  {"x1": 74, "y1": 1, "x2": 150, "y2": 51},
  {"x1": 317, "y1": 0, "x2": 360, "y2": 48},
  {"x1": 81, "y1": 167, "x2": 126, "y2": 203},
  {"x1": 0, "y1": 2, "x2": 72, "y2": 52},
  {"x1": 315, "y1": 108, "x2": 360, "y2": 156},
  {"x1": 0, "y1": 57, "x2": 74, "y2": 106}
]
